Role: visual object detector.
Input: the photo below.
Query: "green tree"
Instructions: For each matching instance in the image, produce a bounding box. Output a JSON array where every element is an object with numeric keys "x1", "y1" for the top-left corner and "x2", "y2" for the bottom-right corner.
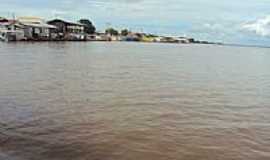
[
  {"x1": 121, "y1": 29, "x2": 129, "y2": 36},
  {"x1": 79, "y1": 19, "x2": 96, "y2": 34},
  {"x1": 105, "y1": 28, "x2": 119, "y2": 36}
]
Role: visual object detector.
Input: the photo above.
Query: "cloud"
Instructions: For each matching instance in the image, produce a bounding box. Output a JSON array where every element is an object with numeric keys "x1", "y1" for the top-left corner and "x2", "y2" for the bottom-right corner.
[
  {"x1": 242, "y1": 15, "x2": 270, "y2": 36},
  {"x1": 51, "y1": 10, "x2": 67, "y2": 16}
]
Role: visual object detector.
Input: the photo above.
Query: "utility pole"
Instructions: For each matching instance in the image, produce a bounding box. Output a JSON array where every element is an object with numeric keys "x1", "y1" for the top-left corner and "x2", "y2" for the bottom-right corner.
[{"x1": 12, "y1": 12, "x2": 16, "y2": 20}]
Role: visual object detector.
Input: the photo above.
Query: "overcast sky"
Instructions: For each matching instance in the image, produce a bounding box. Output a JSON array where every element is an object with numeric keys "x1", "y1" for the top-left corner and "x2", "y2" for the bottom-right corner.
[{"x1": 0, "y1": 0, "x2": 269, "y2": 45}]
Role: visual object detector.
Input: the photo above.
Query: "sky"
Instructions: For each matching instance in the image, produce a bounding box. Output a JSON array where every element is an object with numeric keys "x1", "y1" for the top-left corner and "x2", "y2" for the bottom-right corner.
[{"x1": 0, "y1": 0, "x2": 270, "y2": 46}]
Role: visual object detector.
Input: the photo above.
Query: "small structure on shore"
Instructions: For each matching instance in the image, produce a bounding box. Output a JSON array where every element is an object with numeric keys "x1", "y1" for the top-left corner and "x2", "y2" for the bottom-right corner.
[
  {"x1": 176, "y1": 37, "x2": 194, "y2": 43},
  {"x1": 17, "y1": 17, "x2": 56, "y2": 41},
  {"x1": 91, "y1": 33, "x2": 110, "y2": 41},
  {"x1": 47, "y1": 19, "x2": 86, "y2": 41},
  {"x1": 121, "y1": 33, "x2": 141, "y2": 42}
]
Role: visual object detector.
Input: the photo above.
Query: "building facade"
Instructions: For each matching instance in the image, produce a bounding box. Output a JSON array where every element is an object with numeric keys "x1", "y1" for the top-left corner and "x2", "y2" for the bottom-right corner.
[
  {"x1": 47, "y1": 19, "x2": 86, "y2": 40},
  {"x1": 17, "y1": 17, "x2": 56, "y2": 40}
]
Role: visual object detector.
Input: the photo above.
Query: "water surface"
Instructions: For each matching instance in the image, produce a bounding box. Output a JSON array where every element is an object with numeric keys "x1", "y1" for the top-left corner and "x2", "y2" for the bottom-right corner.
[{"x1": 1, "y1": 42, "x2": 270, "y2": 160}]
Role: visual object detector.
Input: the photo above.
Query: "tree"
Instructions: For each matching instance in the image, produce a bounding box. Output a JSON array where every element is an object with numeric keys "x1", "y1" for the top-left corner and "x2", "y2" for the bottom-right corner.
[
  {"x1": 121, "y1": 29, "x2": 129, "y2": 36},
  {"x1": 105, "y1": 28, "x2": 119, "y2": 36},
  {"x1": 79, "y1": 19, "x2": 96, "y2": 34}
]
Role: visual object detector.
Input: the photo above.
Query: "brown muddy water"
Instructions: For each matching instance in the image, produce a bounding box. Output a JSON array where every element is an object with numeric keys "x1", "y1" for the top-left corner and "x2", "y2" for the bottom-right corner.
[{"x1": 0, "y1": 42, "x2": 270, "y2": 160}]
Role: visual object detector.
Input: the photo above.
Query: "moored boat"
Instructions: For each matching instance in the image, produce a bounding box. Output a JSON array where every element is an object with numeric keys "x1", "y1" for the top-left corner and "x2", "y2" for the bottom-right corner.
[
  {"x1": 0, "y1": 29, "x2": 25, "y2": 42},
  {"x1": 0, "y1": 19, "x2": 25, "y2": 42}
]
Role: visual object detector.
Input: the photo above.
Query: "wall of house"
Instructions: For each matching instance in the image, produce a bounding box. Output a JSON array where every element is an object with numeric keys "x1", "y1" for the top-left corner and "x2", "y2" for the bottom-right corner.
[
  {"x1": 23, "y1": 27, "x2": 33, "y2": 39},
  {"x1": 48, "y1": 22, "x2": 66, "y2": 34},
  {"x1": 67, "y1": 25, "x2": 84, "y2": 33}
]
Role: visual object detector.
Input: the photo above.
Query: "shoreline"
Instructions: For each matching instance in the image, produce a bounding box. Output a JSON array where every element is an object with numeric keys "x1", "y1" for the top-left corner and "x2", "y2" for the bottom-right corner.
[
  {"x1": 2, "y1": 40, "x2": 269, "y2": 49},
  {"x1": 0, "y1": 40, "x2": 221, "y2": 45}
]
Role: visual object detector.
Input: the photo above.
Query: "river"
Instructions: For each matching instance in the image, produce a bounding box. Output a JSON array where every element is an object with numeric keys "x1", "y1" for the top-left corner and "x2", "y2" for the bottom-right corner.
[{"x1": 0, "y1": 42, "x2": 270, "y2": 160}]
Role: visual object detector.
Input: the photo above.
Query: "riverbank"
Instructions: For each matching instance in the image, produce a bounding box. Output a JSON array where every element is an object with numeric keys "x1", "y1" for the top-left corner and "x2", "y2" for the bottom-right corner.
[
  {"x1": 0, "y1": 33, "x2": 221, "y2": 45},
  {"x1": 0, "y1": 38, "x2": 222, "y2": 46},
  {"x1": 0, "y1": 31, "x2": 220, "y2": 45}
]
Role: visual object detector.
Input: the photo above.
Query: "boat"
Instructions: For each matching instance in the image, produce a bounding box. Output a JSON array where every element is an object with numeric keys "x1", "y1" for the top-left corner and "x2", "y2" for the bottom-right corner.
[
  {"x1": 0, "y1": 29, "x2": 25, "y2": 42},
  {"x1": 0, "y1": 19, "x2": 26, "y2": 42}
]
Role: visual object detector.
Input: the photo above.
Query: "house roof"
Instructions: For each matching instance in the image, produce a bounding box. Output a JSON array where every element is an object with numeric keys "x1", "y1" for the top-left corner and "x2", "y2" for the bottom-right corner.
[
  {"x1": 17, "y1": 17, "x2": 56, "y2": 28},
  {"x1": 47, "y1": 19, "x2": 86, "y2": 26},
  {"x1": 17, "y1": 16, "x2": 45, "y2": 23},
  {"x1": 0, "y1": 17, "x2": 9, "y2": 23},
  {"x1": 21, "y1": 22, "x2": 56, "y2": 29},
  {"x1": 0, "y1": 20, "x2": 18, "y2": 26}
]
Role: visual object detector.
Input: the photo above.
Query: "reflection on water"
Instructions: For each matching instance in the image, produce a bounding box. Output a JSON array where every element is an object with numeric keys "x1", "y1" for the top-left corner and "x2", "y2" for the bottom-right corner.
[{"x1": 1, "y1": 42, "x2": 270, "y2": 160}]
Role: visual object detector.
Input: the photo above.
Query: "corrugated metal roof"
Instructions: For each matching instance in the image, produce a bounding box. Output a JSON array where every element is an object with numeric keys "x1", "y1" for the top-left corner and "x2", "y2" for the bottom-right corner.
[
  {"x1": 17, "y1": 16, "x2": 56, "y2": 28},
  {"x1": 47, "y1": 19, "x2": 86, "y2": 26},
  {"x1": 21, "y1": 22, "x2": 56, "y2": 29},
  {"x1": 17, "y1": 16, "x2": 44, "y2": 23}
]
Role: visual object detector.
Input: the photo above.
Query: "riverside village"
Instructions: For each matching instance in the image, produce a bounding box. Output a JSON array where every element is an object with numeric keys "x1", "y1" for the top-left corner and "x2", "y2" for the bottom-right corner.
[{"x1": 0, "y1": 16, "x2": 216, "y2": 44}]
